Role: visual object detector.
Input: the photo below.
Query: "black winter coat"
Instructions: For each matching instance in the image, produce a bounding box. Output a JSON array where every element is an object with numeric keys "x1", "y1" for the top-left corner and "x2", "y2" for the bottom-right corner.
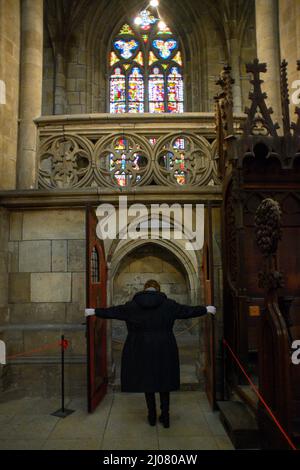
[{"x1": 95, "y1": 291, "x2": 208, "y2": 393}]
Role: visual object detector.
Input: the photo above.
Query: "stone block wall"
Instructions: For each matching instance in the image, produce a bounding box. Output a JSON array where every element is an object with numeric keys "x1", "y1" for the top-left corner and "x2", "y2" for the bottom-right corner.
[
  {"x1": 2, "y1": 208, "x2": 87, "y2": 396},
  {"x1": 0, "y1": 208, "x2": 9, "y2": 391}
]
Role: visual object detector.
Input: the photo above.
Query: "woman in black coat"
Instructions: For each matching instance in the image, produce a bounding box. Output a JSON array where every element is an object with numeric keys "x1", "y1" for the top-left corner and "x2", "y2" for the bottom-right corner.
[{"x1": 85, "y1": 280, "x2": 216, "y2": 428}]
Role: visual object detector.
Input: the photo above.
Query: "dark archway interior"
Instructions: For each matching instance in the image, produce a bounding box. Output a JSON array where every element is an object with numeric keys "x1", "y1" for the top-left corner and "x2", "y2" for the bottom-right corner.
[{"x1": 112, "y1": 244, "x2": 201, "y2": 387}]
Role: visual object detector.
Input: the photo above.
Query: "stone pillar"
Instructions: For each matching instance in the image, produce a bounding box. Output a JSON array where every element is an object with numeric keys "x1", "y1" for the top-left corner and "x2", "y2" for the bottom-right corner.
[
  {"x1": 0, "y1": 0, "x2": 20, "y2": 190},
  {"x1": 17, "y1": 0, "x2": 43, "y2": 189},
  {"x1": 255, "y1": 0, "x2": 281, "y2": 125},
  {"x1": 54, "y1": 49, "x2": 66, "y2": 114},
  {"x1": 229, "y1": 38, "x2": 243, "y2": 114}
]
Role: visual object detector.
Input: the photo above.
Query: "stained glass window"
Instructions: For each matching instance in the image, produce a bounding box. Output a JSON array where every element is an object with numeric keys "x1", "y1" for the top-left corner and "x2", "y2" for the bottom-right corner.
[
  {"x1": 109, "y1": 137, "x2": 145, "y2": 187},
  {"x1": 110, "y1": 67, "x2": 126, "y2": 113},
  {"x1": 109, "y1": 11, "x2": 184, "y2": 113},
  {"x1": 160, "y1": 137, "x2": 188, "y2": 185},
  {"x1": 153, "y1": 39, "x2": 177, "y2": 59},
  {"x1": 128, "y1": 67, "x2": 144, "y2": 113},
  {"x1": 167, "y1": 67, "x2": 184, "y2": 113},
  {"x1": 149, "y1": 66, "x2": 165, "y2": 113}
]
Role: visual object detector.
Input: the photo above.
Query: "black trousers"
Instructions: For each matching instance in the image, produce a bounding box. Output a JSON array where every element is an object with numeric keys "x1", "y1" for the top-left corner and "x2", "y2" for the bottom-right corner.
[{"x1": 144, "y1": 392, "x2": 170, "y2": 416}]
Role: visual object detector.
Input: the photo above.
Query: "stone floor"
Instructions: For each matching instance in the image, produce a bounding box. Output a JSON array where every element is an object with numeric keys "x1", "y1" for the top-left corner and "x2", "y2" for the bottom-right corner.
[{"x1": 0, "y1": 390, "x2": 234, "y2": 450}]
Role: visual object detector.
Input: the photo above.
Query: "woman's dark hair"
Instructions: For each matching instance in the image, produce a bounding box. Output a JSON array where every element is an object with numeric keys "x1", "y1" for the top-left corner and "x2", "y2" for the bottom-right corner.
[{"x1": 144, "y1": 279, "x2": 161, "y2": 292}]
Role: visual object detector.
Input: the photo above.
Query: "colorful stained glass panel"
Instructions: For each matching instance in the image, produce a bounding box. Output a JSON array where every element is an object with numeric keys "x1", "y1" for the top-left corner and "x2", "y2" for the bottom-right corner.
[
  {"x1": 157, "y1": 24, "x2": 172, "y2": 35},
  {"x1": 174, "y1": 138, "x2": 185, "y2": 150},
  {"x1": 149, "y1": 75, "x2": 164, "y2": 101},
  {"x1": 110, "y1": 67, "x2": 125, "y2": 114},
  {"x1": 128, "y1": 67, "x2": 144, "y2": 102},
  {"x1": 110, "y1": 52, "x2": 119, "y2": 66},
  {"x1": 128, "y1": 102, "x2": 144, "y2": 113},
  {"x1": 153, "y1": 39, "x2": 177, "y2": 59},
  {"x1": 139, "y1": 9, "x2": 157, "y2": 30},
  {"x1": 114, "y1": 39, "x2": 139, "y2": 59},
  {"x1": 110, "y1": 102, "x2": 126, "y2": 113},
  {"x1": 109, "y1": 138, "x2": 143, "y2": 186},
  {"x1": 135, "y1": 52, "x2": 144, "y2": 66},
  {"x1": 173, "y1": 51, "x2": 183, "y2": 66},
  {"x1": 149, "y1": 51, "x2": 157, "y2": 66},
  {"x1": 149, "y1": 138, "x2": 157, "y2": 146},
  {"x1": 149, "y1": 102, "x2": 165, "y2": 113},
  {"x1": 119, "y1": 24, "x2": 135, "y2": 35},
  {"x1": 167, "y1": 102, "x2": 184, "y2": 113},
  {"x1": 167, "y1": 67, "x2": 184, "y2": 113}
]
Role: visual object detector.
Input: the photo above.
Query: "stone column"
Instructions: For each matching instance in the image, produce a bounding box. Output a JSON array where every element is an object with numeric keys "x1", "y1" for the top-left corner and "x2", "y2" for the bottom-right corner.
[
  {"x1": 255, "y1": 0, "x2": 281, "y2": 125},
  {"x1": 17, "y1": 0, "x2": 43, "y2": 189},
  {"x1": 229, "y1": 38, "x2": 243, "y2": 114},
  {"x1": 54, "y1": 48, "x2": 66, "y2": 114}
]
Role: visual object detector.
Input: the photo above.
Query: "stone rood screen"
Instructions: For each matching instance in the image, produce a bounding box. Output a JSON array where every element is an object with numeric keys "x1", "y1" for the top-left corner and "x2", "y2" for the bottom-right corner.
[{"x1": 36, "y1": 114, "x2": 231, "y2": 190}]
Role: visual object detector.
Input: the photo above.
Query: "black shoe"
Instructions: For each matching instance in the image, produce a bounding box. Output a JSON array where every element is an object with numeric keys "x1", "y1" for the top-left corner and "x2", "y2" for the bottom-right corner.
[
  {"x1": 159, "y1": 413, "x2": 170, "y2": 428},
  {"x1": 147, "y1": 414, "x2": 156, "y2": 426}
]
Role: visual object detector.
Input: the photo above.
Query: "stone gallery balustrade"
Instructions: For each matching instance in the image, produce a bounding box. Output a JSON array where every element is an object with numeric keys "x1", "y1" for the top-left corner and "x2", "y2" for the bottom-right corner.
[{"x1": 35, "y1": 114, "x2": 244, "y2": 190}]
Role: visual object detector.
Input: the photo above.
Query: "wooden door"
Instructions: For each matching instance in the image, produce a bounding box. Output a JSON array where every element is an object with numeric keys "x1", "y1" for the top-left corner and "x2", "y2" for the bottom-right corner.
[
  {"x1": 203, "y1": 205, "x2": 216, "y2": 409},
  {"x1": 86, "y1": 206, "x2": 108, "y2": 413}
]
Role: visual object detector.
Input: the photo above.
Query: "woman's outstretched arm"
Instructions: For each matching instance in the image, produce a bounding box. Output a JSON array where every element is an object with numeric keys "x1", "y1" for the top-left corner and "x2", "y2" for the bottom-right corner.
[
  {"x1": 85, "y1": 303, "x2": 130, "y2": 321},
  {"x1": 171, "y1": 302, "x2": 216, "y2": 319}
]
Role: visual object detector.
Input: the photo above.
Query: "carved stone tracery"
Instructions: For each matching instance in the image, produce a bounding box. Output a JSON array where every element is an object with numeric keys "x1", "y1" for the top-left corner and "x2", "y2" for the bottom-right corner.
[{"x1": 38, "y1": 131, "x2": 219, "y2": 189}]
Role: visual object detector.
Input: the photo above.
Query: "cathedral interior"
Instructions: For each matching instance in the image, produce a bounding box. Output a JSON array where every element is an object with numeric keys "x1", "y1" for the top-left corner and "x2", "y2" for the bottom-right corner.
[{"x1": 0, "y1": 0, "x2": 300, "y2": 451}]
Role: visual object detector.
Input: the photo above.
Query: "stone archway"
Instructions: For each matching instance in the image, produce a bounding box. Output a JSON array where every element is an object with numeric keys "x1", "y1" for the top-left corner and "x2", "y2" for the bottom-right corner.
[{"x1": 107, "y1": 238, "x2": 204, "y2": 389}]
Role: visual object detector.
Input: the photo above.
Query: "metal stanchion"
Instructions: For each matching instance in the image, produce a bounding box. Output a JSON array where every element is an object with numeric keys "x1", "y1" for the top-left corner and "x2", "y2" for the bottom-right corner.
[{"x1": 52, "y1": 335, "x2": 75, "y2": 418}]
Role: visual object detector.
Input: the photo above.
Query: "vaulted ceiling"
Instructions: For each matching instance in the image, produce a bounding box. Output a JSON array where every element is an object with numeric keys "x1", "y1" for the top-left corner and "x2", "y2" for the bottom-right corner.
[{"x1": 45, "y1": 0, "x2": 255, "y2": 55}]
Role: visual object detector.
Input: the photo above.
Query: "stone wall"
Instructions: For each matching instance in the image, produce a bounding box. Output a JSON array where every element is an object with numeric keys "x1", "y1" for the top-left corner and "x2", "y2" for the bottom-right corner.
[
  {"x1": 42, "y1": 27, "x2": 54, "y2": 116},
  {"x1": 0, "y1": 208, "x2": 9, "y2": 391},
  {"x1": 240, "y1": 15, "x2": 257, "y2": 111},
  {"x1": 2, "y1": 209, "x2": 87, "y2": 397},
  {"x1": 0, "y1": 0, "x2": 20, "y2": 189}
]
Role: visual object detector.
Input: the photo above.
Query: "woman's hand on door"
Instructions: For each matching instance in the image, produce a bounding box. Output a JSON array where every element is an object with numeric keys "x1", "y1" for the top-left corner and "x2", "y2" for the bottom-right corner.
[
  {"x1": 85, "y1": 308, "x2": 95, "y2": 317},
  {"x1": 206, "y1": 306, "x2": 216, "y2": 315}
]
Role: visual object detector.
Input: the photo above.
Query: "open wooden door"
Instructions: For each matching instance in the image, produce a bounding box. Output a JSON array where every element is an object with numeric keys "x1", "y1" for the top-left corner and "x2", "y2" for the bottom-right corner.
[
  {"x1": 86, "y1": 206, "x2": 108, "y2": 413},
  {"x1": 203, "y1": 204, "x2": 216, "y2": 410}
]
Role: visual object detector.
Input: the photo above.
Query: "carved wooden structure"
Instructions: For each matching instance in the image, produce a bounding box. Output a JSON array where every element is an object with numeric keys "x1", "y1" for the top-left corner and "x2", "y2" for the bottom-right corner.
[{"x1": 215, "y1": 59, "x2": 300, "y2": 448}]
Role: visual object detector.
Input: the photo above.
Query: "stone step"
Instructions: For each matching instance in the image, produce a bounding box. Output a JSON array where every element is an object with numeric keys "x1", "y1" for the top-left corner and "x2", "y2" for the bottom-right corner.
[
  {"x1": 217, "y1": 400, "x2": 260, "y2": 449},
  {"x1": 111, "y1": 382, "x2": 201, "y2": 392}
]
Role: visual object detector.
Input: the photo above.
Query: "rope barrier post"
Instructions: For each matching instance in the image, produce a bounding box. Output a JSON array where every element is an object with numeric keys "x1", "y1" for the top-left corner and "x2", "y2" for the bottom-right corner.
[{"x1": 51, "y1": 335, "x2": 75, "y2": 419}]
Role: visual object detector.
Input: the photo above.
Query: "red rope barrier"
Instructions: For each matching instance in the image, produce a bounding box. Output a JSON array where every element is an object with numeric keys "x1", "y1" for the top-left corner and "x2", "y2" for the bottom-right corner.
[
  {"x1": 7, "y1": 341, "x2": 62, "y2": 361},
  {"x1": 223, "y1": 338, "x2": 297, "y2": 451}
]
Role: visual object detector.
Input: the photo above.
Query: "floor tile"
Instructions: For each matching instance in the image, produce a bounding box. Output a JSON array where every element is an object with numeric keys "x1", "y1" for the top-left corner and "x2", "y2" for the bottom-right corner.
[
  {"x1": 215, "y1": 435, "x2": 235, "y2": 450},
  {"x1": 0, "y1": 415, "x2": 59, "y2": 440},
  {"x1": 0, "y1": 439, "x2": 46, "y2": 450},
  {"x1": 158, "y1": 436, "x2": 218, "y2": 450},
  {"x1": 42, "y1": 438, "x2": 101, "y2": 450},
  {"x1": 0, "y1": 391, "x2": 233, "y2": 450},
  {"x1": 203, "y1": 411, "x2": 227, "y2": 436},
  {"x1": 102, "y1": 436, "x2": 159, "y2": 450}
]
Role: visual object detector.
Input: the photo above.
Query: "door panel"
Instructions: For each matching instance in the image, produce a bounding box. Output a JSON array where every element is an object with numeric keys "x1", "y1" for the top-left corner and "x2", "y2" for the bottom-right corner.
[
  {"x1": 203, "y1": 206, "x2": 216, "y2": 410},
  {"x1": 86, "y1": 206, "x2": 108, "y2": 413}
]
